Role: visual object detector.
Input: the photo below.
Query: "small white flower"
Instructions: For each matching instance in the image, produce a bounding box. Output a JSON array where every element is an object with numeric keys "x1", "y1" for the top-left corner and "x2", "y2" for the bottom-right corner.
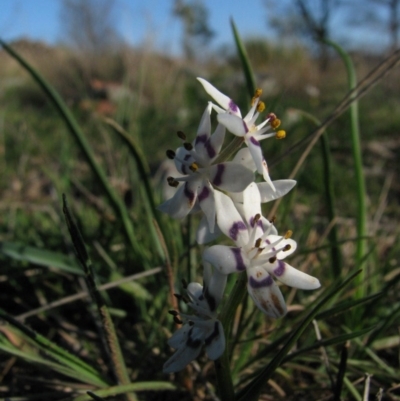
[
  {"x1": 158, "y1": 104, "x2": 254, "y2": 233},
  {"x1": 163, "y1": 266, "x2": 226, "y2": 373},
  {"x1": 203, "y1": 184, "x2": 320, "y2": 318},
  {"x1": 197, "y1": 78, "x2": 286, "y2": 189}
]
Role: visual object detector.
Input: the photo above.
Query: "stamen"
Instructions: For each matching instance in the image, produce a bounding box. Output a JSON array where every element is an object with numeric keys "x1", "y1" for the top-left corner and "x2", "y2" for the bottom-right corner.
[
  {"x1": 283, "y1": 244, "x2": 291, "y2": 251},
  {"x1": 184, "y1": 142, "x2": 193, "y2": 151},
  {"x1": 254, "y1": 88, "x2": 262, "y2": 98},
  {"x1": 257, "y1": 101, "x2": 265, "y2": 113},
  {"x1": 266, "y1": 112, "x2": 277, "y2": 121},
  {"x1": 168, "y1": 310, "x2": 179, "y2": 316},
  {"x1": 177, "y1": 130, "x2": 186, "y2": 140},
  {"x1": 173, "y1": 316, "x2": 183, "y2": 324},
  {"x1": 275, "y1": 130, "x2": 286, "y2": 139},
  {"x1": 269, "y1": 256, "x2": 277, "y2": 263},
  {"x1": 271, "y1": 118, "x2": 281, "y2": 129},
  {"x1": 189, "y1": 162, "x2": 199, "y2": 172},
  {"x1": 167, "y1": 177, "x2": 179, "y2": 187},
  {"x1": 255, "y1": 238, "x2": 262, "y2": 248},
  {"x1": 285, "y1": 230, "x2": 293, "y2": 239},
  {"x1": 166, "y1": 149, "x2": 175, "y2": 159},
  {"x1": 270, "y1": 216, "x2": 276, "y2": 224}
]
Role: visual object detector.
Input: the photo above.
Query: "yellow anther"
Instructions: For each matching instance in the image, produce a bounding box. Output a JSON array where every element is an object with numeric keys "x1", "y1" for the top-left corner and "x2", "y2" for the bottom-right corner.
[
  {"x1": 271, "y1": 118, "x2": 281, "y2": 129},
  {"x1": 254, "y1": 88, "x2": 262, "y2": 98},
  {"x1": 257, "y1": 101, "x2": 265, "y2": 113},
  {"x1": 189, "y1": 162, "x2": 199, "y2": 172},
  {"x1": 275, "y1": 130, "x2": 286, "y2": 139},
  {"x1": 284, "y1": 230, "x2": 293, "y2": 239}
]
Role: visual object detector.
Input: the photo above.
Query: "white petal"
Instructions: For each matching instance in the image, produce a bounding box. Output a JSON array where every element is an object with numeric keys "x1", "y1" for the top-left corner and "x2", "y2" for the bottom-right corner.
[
  {"x1": 245, "y1": 136, "x2": 275, "y2": 189},
  {"x1": 209, "y1": 162, "x2": 254, "y2": 192},
  {"x1": 214, "y1": 191, "x2": 249, "y2": 246},
  {"x1": 198, "y1": 182, "x2": 216, "y2": 233},
  {"x1": 168, "y1": 324, "x2": 190, "y2": 349},
  {"x1": 209, "y1": 123, "x2": 226, "y2": 160},
  {"x1": 206, "y1": 270, "x2": 227, "y2": 307},
  {"x1": 247, "y1": 267, "x2": 287, "y2": 318},
  {"x1": 197, "y1": 77, "x2": 241, "y2": 116},
  {"x1": 266, "y1": 261, "x2": 321, "y2": 290},
  {"x1": 232, "y1": 147, "x2": 256, "y2": 172},
  {"x1": 203, "y1": 245, "x2": 248, "y2": 274},
  {"x1": 194, "y1": 105, "x2": 213, "y2": 165},
  {"x1": 257, "y1": 180, "x2": 297, "y2": 203},
  {"x1": 217, "y1": 113, "x2": 247, "y2": 136},
  {"x1": 163, "y1": 329, "x2": 203, "y2": 373},
  {"x1": 241, "y1": 182, "x2": 262, "y2": 226},
  {"x1": 157, "y1": 182, "x2": 197, "y2": 219},
  {"x1": 205, "y1": 320, "x2": 225, "y2": 360},
  {"x1": 196, "y1": 215, "x2": 221, "y2": 244}
]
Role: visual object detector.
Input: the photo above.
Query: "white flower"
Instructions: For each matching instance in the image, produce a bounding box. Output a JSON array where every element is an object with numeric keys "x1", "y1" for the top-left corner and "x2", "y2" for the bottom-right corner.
[
  {"x1": 158, "y1": 104, "x2": 254, "y2": 233},
  {"x1": 163, "y1": 266, "x2": 226, "y2": 373},
  {"x1": 197, "y1": 78, "x2": 286, "y2": 190},
  {"x1": 196, "y1": 148, "x2": 296, "y2": 245},
  {"x1": 203, "y1": 183, "x2": 320, "y2": 318}
]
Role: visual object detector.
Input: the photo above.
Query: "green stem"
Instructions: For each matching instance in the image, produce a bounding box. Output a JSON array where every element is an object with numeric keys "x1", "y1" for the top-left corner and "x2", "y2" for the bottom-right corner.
[
  {"x1": 214, "y1": 272, "x2": 248, "y2": 400},
  {"x1": 325, "y1": 40, "x2": 367, "y2": 298}
]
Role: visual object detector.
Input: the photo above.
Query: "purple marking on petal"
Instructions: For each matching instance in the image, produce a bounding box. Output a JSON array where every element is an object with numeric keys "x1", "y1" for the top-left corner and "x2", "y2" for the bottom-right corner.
[
  {"x1": 243, "y1": 120, "x2": 249, "y2": 133},
  {"x1": 205, "y1": 140, "x2": 216, "y2": 159},
  {"x1": 231, "y1": 248, "x2": 246, "y2": 271},
  {"x1": 249, "y1": 274, "x2": 274, "y2": 288},
  {"x1": 204, "y1": 321, "x2": 219, "y2": 345},
  {"x1": 229, "y1": 100, "x2": 239, "y2": 112},
  {"x1": 195, "y1": 134, "x2": 207, "y2": 145},
  {"x1": 229, "y1": 221, "x2": 247, "y2": 241},
  {"x1": 184, "y1": 154, "x2": 192, "y2": 161},
  {"x1": 212, "y1": 164, "x2": 225, "y2": 186},
  {"x1": 198, "y1": 185, "x2": 210, "y2": 202},
  {"x1": 250, "y1": 136, "x2": 261, "y2": 146},
  {"x1": 184, "y1": 183, "x2": 195, "y2": 204},
  {"x1": 273, "y1": 260, "x2": 285, "y2": 277},
  {"x1": 181, "y1": 165, "x2": 188, "y2": 175}
]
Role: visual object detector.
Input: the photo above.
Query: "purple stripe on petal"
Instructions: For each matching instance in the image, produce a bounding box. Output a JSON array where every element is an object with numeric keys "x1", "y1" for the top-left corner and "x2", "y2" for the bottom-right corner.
[
  {"x1": 184, "y1": 183, "x2": 195, "y2": 204},
  {"x1": 198, "y1": 185, "x2": 210, "y2": 202},
  {"x1": 184, "y1": 154, "x2": 192, "y2": 161},
  {"x1": 212, "y1": 164, "x2": 225, "y2": 186},
  {"x1": 229, "y1": 100, "x2": 239, "y2": 113},
  {"x1": 242, "y1": 120, "x2": 249, "y2": 133},
  {"x1": 231, "y1": 247, "x2": 246, "y2": 271},
  {"x1": 204, "y1": 321, "x2": 219, "y2": 346},
  {"x1": 250, "y1": 136, "x2": 260, "y2": 146},
  {"x1": 229, "y1": 221, "x2": 247, "y2": 241},
  {"x1": 249, "y1": 274, "x2": 274, "y2": 288},
  {"x1": 205, "y1": 140, "x2": 216, "y2": 159},
  {"x1": 195, "y1": 134, "x2": 207, "y2": 145},
  {"x1": 273, "y1": 261, "x2": 285, "y2": 277}
]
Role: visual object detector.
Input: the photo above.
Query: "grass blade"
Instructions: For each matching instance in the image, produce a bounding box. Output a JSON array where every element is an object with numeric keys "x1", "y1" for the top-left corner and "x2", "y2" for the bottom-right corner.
[
  {"x1": 0, "y1": 241, "x2": 82, "y2": 275},
  {"x1": 324, "y1": 39, "x2": 367, "y2": 299}
]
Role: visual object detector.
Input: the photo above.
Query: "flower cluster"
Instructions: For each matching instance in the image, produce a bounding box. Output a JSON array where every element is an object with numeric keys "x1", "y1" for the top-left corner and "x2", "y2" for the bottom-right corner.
[{"x1": 160, "y1": 78, "x2": 320, "y2": 373}]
